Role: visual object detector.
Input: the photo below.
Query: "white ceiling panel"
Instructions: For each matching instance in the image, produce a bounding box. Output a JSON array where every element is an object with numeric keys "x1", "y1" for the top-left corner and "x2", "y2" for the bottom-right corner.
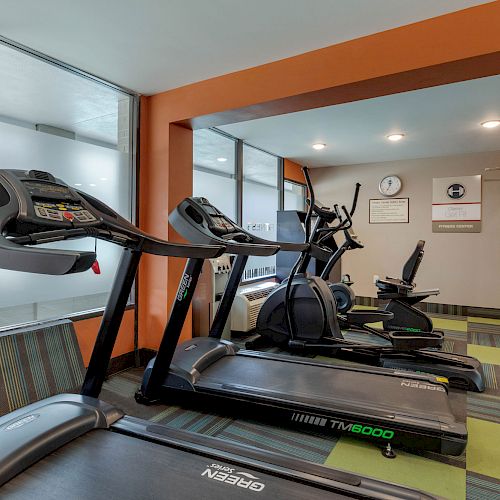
[{"x1": 0, "y1": 0, "x2": 491, "y2": 94}]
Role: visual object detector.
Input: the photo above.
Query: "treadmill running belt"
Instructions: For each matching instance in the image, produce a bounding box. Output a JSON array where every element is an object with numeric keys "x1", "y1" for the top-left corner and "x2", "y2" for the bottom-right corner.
[
  {"x1": 2, "y1": 430, "x2": 347, "y2": 499},
  {"x1": 200, "y1": 355, "x2": 456, "y2": 422}
]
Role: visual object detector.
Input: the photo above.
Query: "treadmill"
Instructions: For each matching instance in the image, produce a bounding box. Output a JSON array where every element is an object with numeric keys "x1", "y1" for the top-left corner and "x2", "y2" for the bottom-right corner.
[
  {"x1": 137, "y1": 196, "x2": 467, "y2": 456},
  {"x1": 0, "y1": 169, "x2": 436, "y2": 499}
]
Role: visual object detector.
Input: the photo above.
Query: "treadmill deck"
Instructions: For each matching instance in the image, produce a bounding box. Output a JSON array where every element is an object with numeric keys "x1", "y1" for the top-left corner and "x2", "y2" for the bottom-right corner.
[{"x1": 2, "y1": 430, "x2": 348, "y2": 500}]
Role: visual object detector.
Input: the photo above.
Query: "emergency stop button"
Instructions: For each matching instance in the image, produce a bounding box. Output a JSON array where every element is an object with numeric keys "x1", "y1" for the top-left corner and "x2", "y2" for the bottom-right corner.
[{"x1": 63, "y1": 211, "x2": 75, "y2": 221}]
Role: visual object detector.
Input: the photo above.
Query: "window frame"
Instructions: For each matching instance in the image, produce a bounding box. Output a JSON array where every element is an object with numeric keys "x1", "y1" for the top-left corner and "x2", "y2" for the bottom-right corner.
[{"x1": 284, "y1": 179, "x2": 307, "y2": 212}]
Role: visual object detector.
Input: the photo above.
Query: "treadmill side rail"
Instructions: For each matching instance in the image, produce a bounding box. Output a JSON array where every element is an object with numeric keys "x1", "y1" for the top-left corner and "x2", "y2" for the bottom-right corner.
[{"x1": 0, "y1": 394, "x2": 123, "y2": 487}]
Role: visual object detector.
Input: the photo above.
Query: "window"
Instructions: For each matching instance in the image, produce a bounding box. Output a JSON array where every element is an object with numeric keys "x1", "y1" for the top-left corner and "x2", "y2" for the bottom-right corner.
[
  {"x1": 192, "y1": 130, "x2": 284, "y2": 282},
  {"x1": 0, "y1": 41, "x2": 137, "y2": 328},
  {"x1": 193, "y1": 129, "x2": 237, "y2": 221},
  {"x1": 242, "y1": 145, "x2": 279, "y2": 281},
  {"x1": 284, "y1": 180, "x2": 306, "y2": 211}
]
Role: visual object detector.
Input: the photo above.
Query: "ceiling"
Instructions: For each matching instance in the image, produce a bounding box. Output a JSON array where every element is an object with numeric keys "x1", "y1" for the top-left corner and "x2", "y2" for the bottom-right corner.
[
  {"x1": 0, "y1": 43, "x2": 128, "y2": 145},
  {"x1": 219, "y1": 75, "x2": 500, "y2": 167},
  {"x1": 0, "y1": 0, "x2": 491, "y2": 94}
]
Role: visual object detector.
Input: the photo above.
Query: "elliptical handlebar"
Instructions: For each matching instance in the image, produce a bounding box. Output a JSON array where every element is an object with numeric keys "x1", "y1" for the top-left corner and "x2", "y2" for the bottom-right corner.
[
  {"x1": 333, "y1": 204, "x2": 341, "y2": 219},
  {"x1": 308, "y1": 183, "x2": 361, "y2": 247},
  {"x1": 285, "y1": 166, "x2": 315, "y2": 341},
  {"x1": 350, "y1": 183, "x2": 361, "y2": 216},
  {"x1": 302, "y1": 167, "x2": 314, "y2": 244},
  {"x1": 339, "y1": 205, "x2": 353, "y2": 230},
  {"x1": 314, "y1": 205, "x2": 351, "y2": 238}
]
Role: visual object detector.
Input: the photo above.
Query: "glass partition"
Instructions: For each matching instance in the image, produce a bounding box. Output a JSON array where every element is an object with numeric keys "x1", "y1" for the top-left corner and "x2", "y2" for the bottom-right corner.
[
  {"x1": 242, "y1": 145, "x2": 279, "y2": 281},
  {"x1": 0, "y1": 41, "x2": 136, "y2": 328}
]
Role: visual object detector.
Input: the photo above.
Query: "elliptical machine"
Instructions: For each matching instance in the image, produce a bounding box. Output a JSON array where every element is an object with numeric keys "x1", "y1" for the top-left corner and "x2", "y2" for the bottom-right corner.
[
  {"x1": 255, "y1": 167, "x2": 341, "y2": 347},
  {"x1": 304, "y1": 185, "x2": 441, "y2": 335},
  {"x1": 256, "y1": 171, "x2": 485, "y2": 392},
  {"x1": 331, "y1": 240, "x2": 441, "y2": 330},
  {"x1": 313, "y1": 207, "x2": 443, "y2": 346}
]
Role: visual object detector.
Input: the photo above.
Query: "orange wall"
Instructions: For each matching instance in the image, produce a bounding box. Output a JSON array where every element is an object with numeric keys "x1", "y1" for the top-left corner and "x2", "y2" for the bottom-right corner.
[
  {"x1": 284, "y1": 159, "x2": 304, "y2": 184},
  {"x1": 138, "y1": 112, "x2": 195, "y2": 349},
  {"x1": 138, "y1": 3, "x2": 500, "y2": 350},
  {"x1": 160, "y1": 2, "x2": 500, "y2": 128},
  {"x1": 73, "y1": 309, "x2": 135, "y2": 366}
]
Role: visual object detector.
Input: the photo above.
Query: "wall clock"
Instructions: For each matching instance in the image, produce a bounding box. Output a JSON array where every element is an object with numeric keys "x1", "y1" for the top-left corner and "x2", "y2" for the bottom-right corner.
[{"x1": 379, "y1": 175, "x2": 402, "y2": 197}]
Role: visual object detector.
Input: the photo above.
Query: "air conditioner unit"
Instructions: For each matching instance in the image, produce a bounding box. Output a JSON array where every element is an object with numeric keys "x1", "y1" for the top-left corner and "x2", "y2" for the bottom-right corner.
[{"x1": 231, "y1": 281, "x2": 279, "y2": 333}]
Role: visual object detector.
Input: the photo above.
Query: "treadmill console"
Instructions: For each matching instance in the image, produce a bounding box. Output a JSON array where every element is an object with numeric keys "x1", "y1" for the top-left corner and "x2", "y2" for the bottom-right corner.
[
  {"x1": 2, "y1": 170, "x2": 101, "y2": 232},
  {"x1": 182, "y1": 197, "x2": 250, "y2": 241}
]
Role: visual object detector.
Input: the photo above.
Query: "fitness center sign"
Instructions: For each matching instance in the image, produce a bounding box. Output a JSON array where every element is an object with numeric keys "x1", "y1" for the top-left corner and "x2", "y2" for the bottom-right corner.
[{"x1": 432, "y1": 175, "x2": 482, "y2": 233}]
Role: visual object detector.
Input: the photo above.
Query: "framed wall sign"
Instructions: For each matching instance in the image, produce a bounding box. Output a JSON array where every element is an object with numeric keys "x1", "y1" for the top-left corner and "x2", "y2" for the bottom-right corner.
[
  {"x1": 369, "y1": 198, "x2": 409, "y2": 224},
  {"x1": 432, "y1": 175, "x2": 482, "y2": 233}
]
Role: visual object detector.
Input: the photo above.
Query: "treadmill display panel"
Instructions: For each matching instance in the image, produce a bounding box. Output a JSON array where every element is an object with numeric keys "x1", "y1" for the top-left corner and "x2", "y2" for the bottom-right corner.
[
  {"x1": 23, "y1": 181, "x2": 74, "y2": 199},
  {"x1": 19, "y1": 180, "x2": 98, "y2": 224},
  {"x1": 195, "y1": 198, "x2": 237, "y2": 236},
  {"x1": 33, "y1": 200, "x2": 97, "y2": 223}
]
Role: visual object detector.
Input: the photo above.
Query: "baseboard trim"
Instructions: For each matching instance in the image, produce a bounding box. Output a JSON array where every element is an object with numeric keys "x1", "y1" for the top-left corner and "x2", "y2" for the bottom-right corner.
[
  {"x1": 139, "y1": 348, "x2": 157, "y2": 367},
  {"x1": 107, "y1": 350, "x2": 137, "y2": 375},
  {"x1": 106, "y1": 348, "x2": 157, "y2": 375},
  {"x1": 355, "y1": 296, "x2": 500, "y2": 319}
]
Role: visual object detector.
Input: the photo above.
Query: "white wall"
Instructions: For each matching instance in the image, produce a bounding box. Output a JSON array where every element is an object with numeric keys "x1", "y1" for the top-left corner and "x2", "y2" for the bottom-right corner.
[{"x1": 310, "y1": 151, "x2": 500, "y2": 308}]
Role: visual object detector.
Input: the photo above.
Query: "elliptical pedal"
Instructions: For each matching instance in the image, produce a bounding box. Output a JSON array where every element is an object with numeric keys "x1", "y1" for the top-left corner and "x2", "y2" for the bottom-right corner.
[{"x1": 389, "y1": 330, "x2": 444, "y2": 350}]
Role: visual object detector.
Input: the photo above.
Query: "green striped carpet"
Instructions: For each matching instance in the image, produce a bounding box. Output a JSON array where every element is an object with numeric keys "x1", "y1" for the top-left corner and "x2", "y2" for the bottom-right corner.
[
  {"x1": 101, "y1": 367, "x2": 337, "y2": 464},
  {"x1": 0, "y1": 320, "x2": 84, "y2": 415}
]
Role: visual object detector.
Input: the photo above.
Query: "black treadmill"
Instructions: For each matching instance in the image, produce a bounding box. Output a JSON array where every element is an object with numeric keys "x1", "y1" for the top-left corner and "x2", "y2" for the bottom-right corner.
[
  {"x1": 0, "y1": 169, "x2": 436, "y2": 499},
  {"x1": 137, "y1": 196, "x2": 467, "y2": 456}
]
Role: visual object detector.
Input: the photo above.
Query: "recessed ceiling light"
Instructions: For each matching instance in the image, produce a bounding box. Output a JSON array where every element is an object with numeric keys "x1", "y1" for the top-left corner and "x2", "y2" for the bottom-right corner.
[
  {"x1": 481, "y1": 120, "x2": 500, "y2": 129},
  {"x1": 312, "y1": 143, "x2": 326, "y2": 150},
  {"x1": 387, "y1": 133, "x2": 405, "y2": 142},
  {"x1": 100, "y1": 177, "x2": 108, "y2": 181},
  {"x1": 74, "y1": 183, "x2": 82, "y2": 187},
  {"x1": 89, "y1": 183, "x2": 96, "y2": 187},
  {"x1": 217, "y1": 157, "x2": 228, "y2": 162}
]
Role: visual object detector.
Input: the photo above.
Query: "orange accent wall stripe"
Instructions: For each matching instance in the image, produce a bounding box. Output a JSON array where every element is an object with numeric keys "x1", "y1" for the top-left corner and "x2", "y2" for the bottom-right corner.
[
  {"x1": 284, "y1": 159, "x2": 305, "y2": 184},
  {"x1": 73, "y1": 309, "x2": 135, "y2": 366}
]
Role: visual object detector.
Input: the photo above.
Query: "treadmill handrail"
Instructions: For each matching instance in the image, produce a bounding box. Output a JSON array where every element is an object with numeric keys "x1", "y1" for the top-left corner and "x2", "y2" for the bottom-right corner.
[
  {"x1": 7, "y1": 227, "x2": 226, "y2": 261},
  {"x1": 220, "y1": 241, "x2": 279, "y2": 256},
  {"x1": 0, "y1": 233, "x2": 96, "y2": 275}
]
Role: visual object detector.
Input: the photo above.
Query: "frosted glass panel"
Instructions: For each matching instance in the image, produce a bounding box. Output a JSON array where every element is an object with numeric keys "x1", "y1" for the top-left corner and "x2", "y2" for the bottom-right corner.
[
  {"x1": 284, "y1": 181, "x2": 306, "y2": 211},
  {"x1": 0, "y1": 122, "x2": 131, "y2": 218},
  {"x1": 242, "y1": 145, "x2": 279, "y2": 281},
  {"x1": 193, "y1": 129, "x2": 236, "y2": 220},
  {"x1": 194, "y1": 169, "x2": 236, "y2": 221},
  {"x1": 0, "y1": 43, "x2": 134, "y2": 328}
]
